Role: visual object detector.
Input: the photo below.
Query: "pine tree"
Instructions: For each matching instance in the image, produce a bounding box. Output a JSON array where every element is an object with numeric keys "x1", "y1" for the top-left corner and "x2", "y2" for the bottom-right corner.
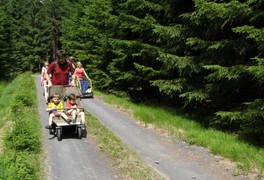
[{"x1": 0, "y1": 6, "x2": 12, "y2": 79}]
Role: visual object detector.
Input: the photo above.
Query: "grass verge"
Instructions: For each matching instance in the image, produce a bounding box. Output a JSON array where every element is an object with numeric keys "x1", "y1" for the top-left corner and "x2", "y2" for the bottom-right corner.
[
  {"x1": 0, "y1": 72, "x2": 42, "y2": 179},
  {"x1": 0, "y1": 81, "x2": 12, "y2": 129},
  {"x1": 94, "y1": 90, "x2": 264, "y2": 177}
]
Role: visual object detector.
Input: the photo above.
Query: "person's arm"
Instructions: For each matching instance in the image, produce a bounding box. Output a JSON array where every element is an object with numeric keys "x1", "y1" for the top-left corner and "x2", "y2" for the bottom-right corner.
[
  {"x1": 46, "y1": 104, "x2": 54, "y2": 112},
  {"x1": 46, "y1": 63, "x2": 53, "y2": 87},
  {"x1": 45, "y1": 72, "x2": 52, "y2": 87},
  {"x1": 41, "y1": 67, "x2": 45, "y2": 78},
  {"x1": 70, "y1": 65, "x2": 76, "y2": 86},
  {"x1": 83, "y1": 68, "x2": 89, "y2": 79}
]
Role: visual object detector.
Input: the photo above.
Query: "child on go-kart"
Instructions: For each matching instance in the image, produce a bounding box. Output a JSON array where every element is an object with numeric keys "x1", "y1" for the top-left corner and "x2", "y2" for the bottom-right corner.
[
  {"x1": 45, "y1": 93, "x2": 72, "y2": 129},
  {"x1": 66, "y1": 93, "x2": 86, "y2": 130}
]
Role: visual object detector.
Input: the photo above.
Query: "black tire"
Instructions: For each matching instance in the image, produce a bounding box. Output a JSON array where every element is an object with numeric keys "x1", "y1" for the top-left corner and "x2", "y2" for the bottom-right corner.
[
  {"x1": 57, "y1": 128, "x2": 62, "y2": 141},
  {"x1": 77, "y1": 127, "x2": 82, "y2": 139},
  {"x1": 82, "y1": 129, "x2": 87, "y2": 138}
]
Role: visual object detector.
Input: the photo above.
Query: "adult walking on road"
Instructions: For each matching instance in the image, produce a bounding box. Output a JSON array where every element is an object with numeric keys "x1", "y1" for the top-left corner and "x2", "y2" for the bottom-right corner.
[
  {"x1": 45, "y1": 50, "x2": 76, "y2": 87},
  {"x1": 74, "y1": 61, "x2": 89, "y2": 80}
]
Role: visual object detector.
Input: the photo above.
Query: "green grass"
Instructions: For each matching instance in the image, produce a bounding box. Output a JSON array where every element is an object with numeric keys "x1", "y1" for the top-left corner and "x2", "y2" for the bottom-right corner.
[
  {"x1": 95, "y1": 90, "x2": 264, "y2": 176},
  {"x1": 0, "y1": 81, "x2": 8, "y2": 95},
  {"x1": 0, "y1": 81, "x2": 11, "y2": 128},
  {"x1": 0, "y1": 73, "x2": 42, "y2": 179}
]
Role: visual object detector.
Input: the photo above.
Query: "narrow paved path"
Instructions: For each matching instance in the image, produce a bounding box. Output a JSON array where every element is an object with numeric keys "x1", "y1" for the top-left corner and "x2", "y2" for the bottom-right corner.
[
  {"x1": 82, "y1": 98, "x2": 248, "y2": 180},
  {"x1": 34, "y1": 75, "x2": 117, "y2": 180}
]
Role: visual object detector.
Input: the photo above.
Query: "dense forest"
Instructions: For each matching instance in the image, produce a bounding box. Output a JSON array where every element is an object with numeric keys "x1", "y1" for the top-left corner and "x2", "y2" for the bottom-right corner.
[{"x1": 0, "y1": 0, "x2": 263, "y2": 145}]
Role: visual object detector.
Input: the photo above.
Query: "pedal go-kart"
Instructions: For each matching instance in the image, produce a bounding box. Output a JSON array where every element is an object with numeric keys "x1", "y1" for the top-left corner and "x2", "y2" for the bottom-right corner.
[{"x1": 47, "y1": 85, "x2": 86, "y2": 141}]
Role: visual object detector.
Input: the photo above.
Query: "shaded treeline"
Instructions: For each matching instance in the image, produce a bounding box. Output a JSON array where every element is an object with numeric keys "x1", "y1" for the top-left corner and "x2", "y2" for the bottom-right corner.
[{"x1": 0, "y1": 0, "x2": 263, "y2": 145}]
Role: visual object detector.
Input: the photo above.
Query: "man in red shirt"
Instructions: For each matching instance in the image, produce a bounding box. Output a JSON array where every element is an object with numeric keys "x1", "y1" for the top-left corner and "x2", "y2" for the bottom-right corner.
[{"x1": 45, "y1": 50, "x2": 75, "y2": 87}]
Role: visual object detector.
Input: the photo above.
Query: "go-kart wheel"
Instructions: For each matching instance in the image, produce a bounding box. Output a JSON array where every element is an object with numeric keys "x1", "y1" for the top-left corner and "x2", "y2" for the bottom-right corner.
[
  {"x1": 77, "y1": 127, "x2": 82, "y2": 139},
  {"x1": 56, "y1": 128, "x2": 62, "y2": 141},
  {"x1": 82, "y1": 129, "x2": 87, "y2": 138}
]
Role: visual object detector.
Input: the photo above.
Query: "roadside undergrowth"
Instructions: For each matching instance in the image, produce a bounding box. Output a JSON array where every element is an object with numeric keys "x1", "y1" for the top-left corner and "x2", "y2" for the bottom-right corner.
[
  {"x1": 95, "y1": 90, "x2": 264, "y2": 178},
  {"x1": 85, "y1": 110, "x2": 166, "y2": 179},
  {"x1": 0, "y1": 72, "x2": 42, "y2": 179}
]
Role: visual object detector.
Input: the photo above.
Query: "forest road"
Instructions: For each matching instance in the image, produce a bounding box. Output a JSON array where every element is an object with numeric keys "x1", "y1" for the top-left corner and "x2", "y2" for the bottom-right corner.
[
  {"x1": 34, "y1": 75, "x2": 117, "y2": 180},
  {"x1": 35, "y1": 74, "x2": 250, "y2": 180},
  {"x1": 82, "y1": 98, "x2": 252, "y2": 180}
]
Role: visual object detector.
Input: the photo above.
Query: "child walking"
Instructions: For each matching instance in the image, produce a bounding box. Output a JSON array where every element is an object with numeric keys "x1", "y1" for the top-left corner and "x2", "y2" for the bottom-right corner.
[
  {"x1": 45, "y1": 93, "x2": 72, "y2": 129},
  {"x1": 66, "y1": 93, "x2": 86, "y2": 129}
]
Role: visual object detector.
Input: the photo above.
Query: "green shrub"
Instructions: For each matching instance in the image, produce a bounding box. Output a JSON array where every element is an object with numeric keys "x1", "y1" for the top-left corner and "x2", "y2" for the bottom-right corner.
[
  {"x1": 0, "y1": 151, "x2": 38, "y2": 180},
  {"x1": 5, "y1": 114, "x2": 40, "y2": 152},
  {"x1": 0, "y1": 72, "x2": 42, "y2": 179},
  {"x1": 13, "y1": 91, "x2": 35, "y2": 107}
]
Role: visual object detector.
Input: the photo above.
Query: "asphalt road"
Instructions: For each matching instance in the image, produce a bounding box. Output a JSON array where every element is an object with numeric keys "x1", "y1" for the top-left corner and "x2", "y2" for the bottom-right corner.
[
  {"x1": 35, "y1": 75, "x2": 117, "y2": 180},
  {"x1": 35, "y1": 75, "x2": 251, "y2": 180}
]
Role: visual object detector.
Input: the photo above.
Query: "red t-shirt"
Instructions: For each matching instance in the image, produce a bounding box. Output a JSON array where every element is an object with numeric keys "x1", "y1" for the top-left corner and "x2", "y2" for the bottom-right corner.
[
  {"x1": 47, "y1": 61, "x2": 75, "y2": 85},
  {"x1": 66, "y1": 102, "x2": 78, "y2": 115}
]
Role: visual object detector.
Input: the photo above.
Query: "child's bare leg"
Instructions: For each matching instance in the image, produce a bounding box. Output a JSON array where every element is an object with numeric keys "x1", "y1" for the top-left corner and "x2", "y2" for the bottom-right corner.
[
  {"x1": 60, "y1": 112, "x2": 68, "y2": 119},
  {"x1": 72, "y1": 110, "x2": 77, "y2": 120},
  {"x1": 79, "y1": 112, "x2": 85, "y2": 125},
  {"x1": 49, "y1": 114, "x2": 55, "y2": 125},
  {"x1": 45, "y1": 114, "x2": 55, "y2": 129},
  {"x1": 60, "y1": 112, "x2": 72, "y2": 124}
]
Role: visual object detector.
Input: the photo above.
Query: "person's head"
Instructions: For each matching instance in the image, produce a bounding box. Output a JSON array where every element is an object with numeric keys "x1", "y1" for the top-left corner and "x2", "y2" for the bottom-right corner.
[
  {"x1": 77, "y1": 62, "x2": 82, "y2": 68},
  {"x1": 69, "y1": 56, "x2": 74, "y2": 62},
  {"x1": 44, "y1": 61, "x2": 49, "y2": 68},
  {"x1": 50, "y1": 93, "x2": 61, "y2": 104},
  {"x1": 67, "y1": 93, "x2": 77, "y2": 104},
  {"x1": 56, "y1": 50, "x2": 66, "y2": 64}
]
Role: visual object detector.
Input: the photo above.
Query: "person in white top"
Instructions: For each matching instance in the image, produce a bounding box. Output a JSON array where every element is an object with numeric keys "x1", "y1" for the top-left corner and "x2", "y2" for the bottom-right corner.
[{"x1": 41, "y1": 61, "x2": 49, "y2": 104}]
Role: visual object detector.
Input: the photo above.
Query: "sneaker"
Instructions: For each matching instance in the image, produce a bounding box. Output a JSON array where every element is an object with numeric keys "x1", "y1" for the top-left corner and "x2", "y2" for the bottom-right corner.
[
  {"x1": 66, "y1": 118, "x2": 72, "y2": 124},
  {"x1": 45, "y1": 125, "x2": 52, "y2": 129}
]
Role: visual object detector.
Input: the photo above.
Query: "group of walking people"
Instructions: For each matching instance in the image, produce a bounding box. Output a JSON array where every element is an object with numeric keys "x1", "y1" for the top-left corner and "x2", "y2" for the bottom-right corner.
[
  {"x1": 41, "y1": 50, "x2": 89, "y2": 89},
  {"x1": 41, "y1": 49, "x2": 89, "y2": 130}
]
